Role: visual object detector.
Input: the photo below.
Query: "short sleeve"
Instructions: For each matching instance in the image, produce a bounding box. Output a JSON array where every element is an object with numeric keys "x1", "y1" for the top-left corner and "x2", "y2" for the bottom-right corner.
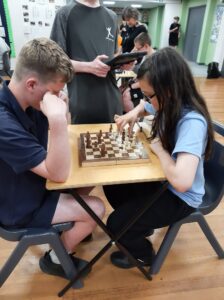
[
  {"x1": 0, "y1": 114, "x2": 47, "y2": 174},
  {"x1": 172, "y1": 113, "x2": 207, "y2": 159},
  {"x1": 50, "y1": 6, "x2": 71, "y2": 53}
]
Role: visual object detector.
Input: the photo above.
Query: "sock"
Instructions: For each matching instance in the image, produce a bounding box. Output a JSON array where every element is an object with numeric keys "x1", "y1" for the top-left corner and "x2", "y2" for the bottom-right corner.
[{"x1": 49, "y1": 249, "x2": 60, "y2": 264}]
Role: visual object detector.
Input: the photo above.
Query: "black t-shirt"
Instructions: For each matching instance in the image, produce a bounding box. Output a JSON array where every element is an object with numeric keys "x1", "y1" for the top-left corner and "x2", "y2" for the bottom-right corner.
[
  {"x1": 169, "y1": 23, "x2": 180, "y2": 46},
  {"x1": 122, "y1": 24, "x2": 147, "y2": 53}
]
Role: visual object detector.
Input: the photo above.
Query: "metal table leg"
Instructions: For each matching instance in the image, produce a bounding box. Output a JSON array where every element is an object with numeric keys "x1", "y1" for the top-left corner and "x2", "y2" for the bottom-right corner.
[{"x1": 58, "y1": 181, "x2": 168, "y2": 297}]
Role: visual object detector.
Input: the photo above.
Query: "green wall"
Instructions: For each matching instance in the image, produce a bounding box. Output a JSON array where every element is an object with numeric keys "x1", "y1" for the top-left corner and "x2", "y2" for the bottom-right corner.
[
  {"x1": 3, "y1": 0, "x2": 15, "y2": 57},
  {"x1": 180, "y1": 0, "x2": 219, "y2": 64},
  {"x1": 148, "y1": 6, "x2": 164, "y2": 49}
]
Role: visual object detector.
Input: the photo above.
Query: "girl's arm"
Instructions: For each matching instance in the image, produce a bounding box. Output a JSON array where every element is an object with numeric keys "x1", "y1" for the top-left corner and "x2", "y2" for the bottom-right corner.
[{"x1": 150, "y1": 139, "x2": 199, "y2": 192}]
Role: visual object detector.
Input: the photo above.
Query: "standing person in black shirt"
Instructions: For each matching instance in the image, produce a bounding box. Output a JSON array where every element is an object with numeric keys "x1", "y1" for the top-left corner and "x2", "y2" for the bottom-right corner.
[
  {"x1": 120, "y1": 17, "x2": 128, "y2": 42},
  {"x1": 168, "y1": 16, "x2": 181, "y2": 48},
  {"x1": 121, "y1": 6, "x2": 148, "y2": 53}
]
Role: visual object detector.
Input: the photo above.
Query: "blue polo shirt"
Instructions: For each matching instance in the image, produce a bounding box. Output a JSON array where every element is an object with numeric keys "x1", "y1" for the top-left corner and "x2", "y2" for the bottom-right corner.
[
  {"x1": 0, "y1": 82, "x2": 59, "y2": 227},
  {"x1": 144, "y1": 102, "x2": 207, "y2": 208}
]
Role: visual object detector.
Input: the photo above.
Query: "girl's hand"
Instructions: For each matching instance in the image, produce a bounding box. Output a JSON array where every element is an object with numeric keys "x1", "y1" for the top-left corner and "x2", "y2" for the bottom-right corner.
[{"x1": 114, "y1": 110, "x2": 138, "y2": 135}]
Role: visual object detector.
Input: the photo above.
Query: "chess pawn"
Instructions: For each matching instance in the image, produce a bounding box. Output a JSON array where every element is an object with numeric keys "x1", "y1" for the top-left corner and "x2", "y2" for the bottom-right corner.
[
  {"x1": 85, "y1": 131, "x2": 91, "y2": 148},
  {"x1": 97, "y1": 134, "x2": 101, "y2": 144},
  {"x1": 86, "y1": 138, "x2": 91, "y2": 149},
  {"x1": 100, "y1": 143, "x2": 106, "y2": 157}
]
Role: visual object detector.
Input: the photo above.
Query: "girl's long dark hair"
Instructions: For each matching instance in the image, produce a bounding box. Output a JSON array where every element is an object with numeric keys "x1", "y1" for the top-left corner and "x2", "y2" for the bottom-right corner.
[{"x1": 137, "y1": 47, "x2": 214, "y2": 159}]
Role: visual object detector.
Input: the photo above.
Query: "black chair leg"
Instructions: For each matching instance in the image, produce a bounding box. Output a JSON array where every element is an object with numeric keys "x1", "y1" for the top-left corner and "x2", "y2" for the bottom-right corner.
[
  {"x1": 0, "y1": 231, "x2": 83, "y2": 289},
  {"x1": 0, "y1": 239, "x2": 29, "y2": 287},
  {"x1": 197, "y1": 214, "x2": 224, "y2": 258},
  {"x1": 149, "y1": 222, "x2": 182, "y2": 275}
]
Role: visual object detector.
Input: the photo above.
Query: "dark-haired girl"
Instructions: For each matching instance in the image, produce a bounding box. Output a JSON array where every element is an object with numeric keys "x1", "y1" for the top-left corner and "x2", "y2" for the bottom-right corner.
[{"x1": 103, "y1": 47, "x2": 214, "y2": 269}]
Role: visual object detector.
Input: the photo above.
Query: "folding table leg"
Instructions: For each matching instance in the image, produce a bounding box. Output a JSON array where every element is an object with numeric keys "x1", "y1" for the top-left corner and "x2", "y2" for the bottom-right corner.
[{"x1": 58, "y1": 182, "x2": 168, "y2": 297}]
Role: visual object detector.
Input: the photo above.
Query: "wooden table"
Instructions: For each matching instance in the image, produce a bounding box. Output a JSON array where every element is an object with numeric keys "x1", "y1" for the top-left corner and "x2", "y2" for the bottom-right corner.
[
  {"x1": 47, "y1": 123, "x2": 165, "y2": 191},
  {"x1": 46, "y1": 123, "x2": 166, "y2": 297}
]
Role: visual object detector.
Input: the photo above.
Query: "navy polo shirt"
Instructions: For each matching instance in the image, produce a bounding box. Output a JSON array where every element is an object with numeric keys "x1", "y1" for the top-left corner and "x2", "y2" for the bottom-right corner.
[{"x1": 0, "y1": 82, "x2": 59, "y2": 227}]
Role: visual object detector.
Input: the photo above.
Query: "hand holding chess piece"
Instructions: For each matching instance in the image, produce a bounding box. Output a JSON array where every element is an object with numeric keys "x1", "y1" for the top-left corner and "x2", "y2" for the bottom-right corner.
[
  {"x1": 114, "y1": 113, "x2": 136, "y2": 137},
  {"x1": 114, "y1": 100, "x2": 146, "y2": 135}
]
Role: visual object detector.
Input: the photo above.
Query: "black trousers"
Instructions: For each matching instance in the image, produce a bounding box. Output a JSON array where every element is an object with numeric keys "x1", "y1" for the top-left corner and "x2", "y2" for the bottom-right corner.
[{"x1": 103, "y1": 182, "x2": 195, "y2": 258}]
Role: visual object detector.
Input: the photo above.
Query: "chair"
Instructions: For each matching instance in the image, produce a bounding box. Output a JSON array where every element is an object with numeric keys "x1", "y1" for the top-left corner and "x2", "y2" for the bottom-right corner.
[
  {"x1": 0, "y1": 221, "x2": 83, "y2": 288},
  {"x1": 150, "y1": 120, "x2": 224, "y2": 276},
  {"x1": 2, "y1": 51, "x2": 11, "y2": 78},
  {"x1": 0, "y1": 50, "x2": 12, "y2": 83}
]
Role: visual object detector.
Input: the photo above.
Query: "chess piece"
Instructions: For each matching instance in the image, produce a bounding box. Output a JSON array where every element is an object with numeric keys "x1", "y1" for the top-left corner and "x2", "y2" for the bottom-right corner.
[
  {"x1": 86, "y1": 131, "x2": 91, "y2": 148},
  {"x1": 100, "y1": 143, "x2": 106, "y2": 157},
  {"x1": 109, "y1": 124, "x2": 113, "y2": 133},
  {"x1": 97, "y1": 134, "x2": 101, "y2": 144},
  {"x1": 122, "y1": 130, "x2": 125, "y2": 144},
  {"x1": 86, "y1": 138, "x2": 91, "y2": 148}
]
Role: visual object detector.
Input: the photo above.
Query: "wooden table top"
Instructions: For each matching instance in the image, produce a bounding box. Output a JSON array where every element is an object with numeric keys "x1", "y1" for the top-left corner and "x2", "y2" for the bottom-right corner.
[{"x1": 46, "y1": 123, "x2": 165, "y2": 190}]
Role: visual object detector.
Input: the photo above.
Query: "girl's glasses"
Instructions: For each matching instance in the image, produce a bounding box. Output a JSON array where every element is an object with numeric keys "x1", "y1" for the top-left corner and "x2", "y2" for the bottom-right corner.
[{"x1": 142, "y1": 93, "x2": 156, "y2": 103}]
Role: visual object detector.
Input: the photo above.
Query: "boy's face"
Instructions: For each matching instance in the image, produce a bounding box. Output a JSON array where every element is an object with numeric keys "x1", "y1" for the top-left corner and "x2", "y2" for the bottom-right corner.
[
  {"x1": 134, "y1": 41, "x2": 147, "y2": 52},
  {"x1": 126, "y1": 17, "x2": 137, "y2": 27},
  {"x1": 28, "y1": 77, "x2": 65, "y2": 110}
]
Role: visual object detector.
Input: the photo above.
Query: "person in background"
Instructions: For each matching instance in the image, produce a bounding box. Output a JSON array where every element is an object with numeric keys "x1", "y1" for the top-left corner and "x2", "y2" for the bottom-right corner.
[
  {"x1": 0, "y1": 37, "x2": 10, "y2": 85},
  {"x1": 168, "y1": 16, "x2": 181, "y2": 48},
  {"x1": 0, "y1": 37, "x2": 10, "y2": 72},
  {"x1": 122, "y1": 32, "x2": 155, "y2": 112},
  {"x1": 104, "y1": 47, "x2": 214, "y2": 269},
  {"x1": 121, "y1": 6, "x2": 147, "y2": 54},
  {"x1": 119, "y1": 17, "x2": 128, "y2": 44},
  {"x1": 0, "y1": 37, "x2": 105, "y2": 279},
  {"x1": 50, "y1": 0, "x2": 123, "y2": 125}
]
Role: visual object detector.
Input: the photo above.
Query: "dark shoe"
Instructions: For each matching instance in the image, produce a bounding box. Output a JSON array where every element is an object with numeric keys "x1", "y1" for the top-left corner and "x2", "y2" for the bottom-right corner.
[
  {"x1": 110, "y1": 250, "x2": 155, "y2": 269},
  {"x1": 81, "y1": 233, "x2": 93, "y2": 243},
  {"x1": 147, "y1": 229, "x2": 154, "y2": 236},
  {"x1": 39, "y1": 250, "x2": 91, "y2": 279}
]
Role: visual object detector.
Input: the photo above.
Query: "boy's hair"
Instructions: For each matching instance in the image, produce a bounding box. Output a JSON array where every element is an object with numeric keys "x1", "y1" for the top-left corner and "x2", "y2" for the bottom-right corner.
[
  {"x1": 14, "y1": 38, "x2": 73, "y2": 83},
  {"x1": 174, "y1": 16, "x2": 180, "y2": 21},
  {"x1": 122, "y1": 7, "x2": 140, "y2": 21},
  {"x1": 137, "y1": 47, "x2": 213, "y2": 159},
  {"x1": 134, "y1": 32, "x2": 152, "y2": 47}
]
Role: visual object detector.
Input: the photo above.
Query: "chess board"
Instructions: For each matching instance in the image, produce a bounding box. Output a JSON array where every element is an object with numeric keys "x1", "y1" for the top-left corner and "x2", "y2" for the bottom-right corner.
[{"x1": 79, "y1": 131, "x2": 150, "y2": 167}]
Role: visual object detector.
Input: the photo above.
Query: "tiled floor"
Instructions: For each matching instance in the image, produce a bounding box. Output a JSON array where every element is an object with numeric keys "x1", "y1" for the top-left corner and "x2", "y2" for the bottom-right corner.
[{"x1": 187, "y1": 61, "x2": 207, "y2": 77}]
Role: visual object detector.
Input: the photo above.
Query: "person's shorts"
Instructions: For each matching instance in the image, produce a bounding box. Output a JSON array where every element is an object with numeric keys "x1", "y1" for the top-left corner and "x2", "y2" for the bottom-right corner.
[{"x1": 26, "y1": 190, "x2": 60, "y2": 228}]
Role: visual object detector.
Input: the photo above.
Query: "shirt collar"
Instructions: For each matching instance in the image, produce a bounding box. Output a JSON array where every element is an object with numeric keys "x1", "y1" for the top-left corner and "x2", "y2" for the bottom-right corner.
[{"x1": 0, "y1": 81, "x2": 35, "y2": 132}]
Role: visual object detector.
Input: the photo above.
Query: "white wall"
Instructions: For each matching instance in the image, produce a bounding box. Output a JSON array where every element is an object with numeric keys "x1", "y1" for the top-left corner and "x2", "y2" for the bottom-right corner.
[
  {"x1": 7, "y1": 0, "x2": 66, "y2": 68},
  {"x1": 213, "y1": 8, "x2": 224, "y2": 68},
  {"x1": 159, "y1": 3, "x2": 181, "y2": 48}
]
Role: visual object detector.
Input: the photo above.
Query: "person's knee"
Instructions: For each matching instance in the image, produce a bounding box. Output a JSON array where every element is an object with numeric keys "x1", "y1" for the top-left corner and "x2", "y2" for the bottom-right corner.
[
  {"x1": 107, "y1": 212, "x2": 122, "y2": 234},
  {"x1": 89, "y1": 196, "x2": 105, "y2": 220}
]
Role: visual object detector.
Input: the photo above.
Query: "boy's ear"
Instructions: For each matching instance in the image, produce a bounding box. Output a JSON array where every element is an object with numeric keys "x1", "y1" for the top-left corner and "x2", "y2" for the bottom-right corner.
[{"x1": 26, "y1": 78, "x2": 37, "y2": 91}]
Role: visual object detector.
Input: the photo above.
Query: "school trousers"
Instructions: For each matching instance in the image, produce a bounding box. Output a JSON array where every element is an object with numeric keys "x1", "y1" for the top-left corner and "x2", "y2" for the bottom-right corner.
[{"x1": 103, "y1": 182, "x2": 195, "y2": 258}]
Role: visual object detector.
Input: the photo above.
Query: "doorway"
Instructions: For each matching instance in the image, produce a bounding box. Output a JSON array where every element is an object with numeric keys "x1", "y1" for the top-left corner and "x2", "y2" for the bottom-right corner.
[{"x1": 183, "y1": 5, "x2": 206, "y2": 62}]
